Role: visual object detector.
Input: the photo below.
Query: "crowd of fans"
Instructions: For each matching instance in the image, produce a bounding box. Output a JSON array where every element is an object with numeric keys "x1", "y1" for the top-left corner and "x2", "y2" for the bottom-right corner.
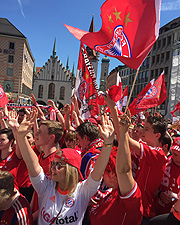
[{"x1": 0, "y1": 92, "x2": 180, "y2": 225}]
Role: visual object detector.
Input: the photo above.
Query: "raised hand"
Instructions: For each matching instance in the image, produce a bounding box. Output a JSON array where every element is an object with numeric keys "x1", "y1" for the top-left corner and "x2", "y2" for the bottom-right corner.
[
  {"x1": 119, "y1": 109, "x2": 131, "y2": 133},
  {"x1": 103, "y1": 91, "x2": 116, "y2": 109},
  {"x1": 48, "y1": 100, "x2": 56, "y2": 109},
  {"x1": 7, "y1": 110, "x2": 19, "y2": 131},
  {"x1": 31, "y1": 93, "x2": 37, "y2": 105},
  {"x1": 98, "y1": 114, "x2": 115, "y2": 144},
  {"x1": 63, "y1": 104, "x2": 70, "y2": 114},
  {"x1": 17, "y1": 109, "x2": 36, "y2": 137}
]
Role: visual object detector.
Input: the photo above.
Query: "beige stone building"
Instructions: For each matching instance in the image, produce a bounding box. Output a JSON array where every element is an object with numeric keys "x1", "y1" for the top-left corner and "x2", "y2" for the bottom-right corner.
[{"x1": 0, "y1": 18, "x2": 34, "y2": 103}]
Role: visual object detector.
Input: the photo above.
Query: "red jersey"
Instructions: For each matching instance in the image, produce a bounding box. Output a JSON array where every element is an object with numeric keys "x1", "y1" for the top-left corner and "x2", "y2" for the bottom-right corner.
[
  {"x1": 134, "y1": 141, "x2": 167, "y2": 217},
  {"x1": 0, "y1": 151, "x2": 21, "y2": 187},
  {"x1": 155, "y1": 156, "x2": 180, "y2": 215},
  {"x1": 89, "y1": 182, "x2": 143, "y2": 225},
  {"x1": 16, "y1": 145, "x2": 40, "y2": 188},
  {"x1": 0, "y1": 189, "x2": 32, "y2": 225}
]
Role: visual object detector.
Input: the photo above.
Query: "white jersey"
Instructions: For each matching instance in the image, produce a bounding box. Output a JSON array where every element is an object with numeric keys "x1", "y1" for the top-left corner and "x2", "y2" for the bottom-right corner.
[{"x1": 30, "y1": 168, "x2": 100, "y2": 225}]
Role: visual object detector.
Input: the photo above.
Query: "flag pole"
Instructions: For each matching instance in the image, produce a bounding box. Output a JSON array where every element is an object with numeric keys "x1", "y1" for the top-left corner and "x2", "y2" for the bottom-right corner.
[{"x1": 125, "y1": 69, "x2": 139, "y2": 114}]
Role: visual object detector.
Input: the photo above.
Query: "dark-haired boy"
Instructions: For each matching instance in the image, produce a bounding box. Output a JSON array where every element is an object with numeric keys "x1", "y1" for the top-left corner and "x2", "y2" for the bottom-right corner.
[{"x1": 129, "y1": 116, "x2": 167, "y2": 224}]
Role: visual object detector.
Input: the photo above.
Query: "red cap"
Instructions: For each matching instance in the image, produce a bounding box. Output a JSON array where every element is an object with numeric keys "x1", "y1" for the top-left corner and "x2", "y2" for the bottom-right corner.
[
  {"x1": 85, "y1": 118, "x2": 98, "y2": 126},
  {"x1": 170, "y1": 137, "x2": 180, "y2": 152},
  {"x1": 54, "y1": 148, "x2": 84, "y2": 180}
]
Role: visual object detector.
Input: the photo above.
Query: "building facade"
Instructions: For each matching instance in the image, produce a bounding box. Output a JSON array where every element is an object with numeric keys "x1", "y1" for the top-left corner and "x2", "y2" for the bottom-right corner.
[
  {"x1": 0, "y1": 18, "x2": 34, "y2": 103},
  {"x1": 33, "y1": 39, "x2": 73, "y2": 107},
  {"x1": 108, "y1": 16, "x2": 180, "y2": 117},
  {"x1": 99, "y1": 56, "x2": 110, "y2": 92}
]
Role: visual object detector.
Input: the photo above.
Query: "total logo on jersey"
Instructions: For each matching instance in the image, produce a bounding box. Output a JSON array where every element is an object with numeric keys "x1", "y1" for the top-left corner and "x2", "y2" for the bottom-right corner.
[{"x1": 41, "y1": 207, "x2": 78, "y2": 224}]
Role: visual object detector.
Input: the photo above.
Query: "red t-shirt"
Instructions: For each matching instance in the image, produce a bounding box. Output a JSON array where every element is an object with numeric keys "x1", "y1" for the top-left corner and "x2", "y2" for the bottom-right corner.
[
  {"x1": 155, "y1": 156, "x2": 180, "y2": 215},
  {"x1": 16, "y1": 145, "x2": 40, "y2": 188},
  {"x1": 134, "y1": 141, "x2": 167, "y2": 217},
  {"x1": 89, "y1": 182, "x2": 143, "y2": 225},
  {"x1": 0, "y1": 151, "x2": 21, "y2": 187}
]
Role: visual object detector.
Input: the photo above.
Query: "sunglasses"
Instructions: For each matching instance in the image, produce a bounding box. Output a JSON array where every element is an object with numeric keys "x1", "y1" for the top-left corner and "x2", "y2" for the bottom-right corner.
[
  {"x1": 51, "y1": 161, "x2": 66, "y2": 170},
  {"x1": 65, "y1": 138, "x2": 74, "y2": 142}
]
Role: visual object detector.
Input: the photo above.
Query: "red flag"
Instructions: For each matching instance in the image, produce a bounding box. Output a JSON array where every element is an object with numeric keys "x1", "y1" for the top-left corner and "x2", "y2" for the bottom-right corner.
[
  {"x1": 0, "y1": 85, "x2": 9, "y2": 107},
  {"x1": 109, "y1": 85, "x2": 122, "y2": 102},
  {"x1": 116, "y1": 85, "x2": 128, "y2": 111},
  {"x1": 74, "y1": 43, "x2": 99, "y2": 119},
  {"x1": 129, "y1": 72, "x2": 167, "y2": 116},
  {"x1": 97, "y1": 93, "x2": 106, "y2": 105},
  {"x1": 64, "y1": 0, "x2": 161, "y2": 70}
]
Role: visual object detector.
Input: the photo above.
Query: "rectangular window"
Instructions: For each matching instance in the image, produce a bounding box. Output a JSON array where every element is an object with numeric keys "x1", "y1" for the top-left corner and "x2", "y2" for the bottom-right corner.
[
  {"x1": 145, "y1": 71, "x2": 149, "y2": 82},
  {"x1": 158, "y1": 40, "x2": 161, "y2": 49},
  {"x1": 9, "y1": 42, "x2": 15, "y2": 50},
  {"x1": 162, "y1": 38, "x2": 166, "y2": 47},
  {"x1": 166, "y1": 51, "x2": 170, "y2": 61},
  {"x1": 161, "y1": 53, "x2": 164, "y2": 63},
  {"x1": 7, "y1": 68, "x2": 13, "y2": 77},
  {"x1": 167, "y1": 36, "x2": 171, "y2": 45},
  {"x1": 156, "y1": 55, "x2": 160, "y2": 64},
  {"x1": 152, "y1": 56, "x2": 155, "y2": 65},
  {"x1": 8, "y1": 55, "x2": 14, "y2": 63},
  {"x1": 4, "y1": 80, "x2": 14, "y2": 92}
]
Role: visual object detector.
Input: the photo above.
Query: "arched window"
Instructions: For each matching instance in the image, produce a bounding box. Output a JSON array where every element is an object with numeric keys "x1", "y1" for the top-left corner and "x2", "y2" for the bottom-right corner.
[
  {"x1": 48, "y1": 83, "x2": 55, "y2": 99},
  {"x1": 59, "y1": 86, "x2": 65, "y2": 100},
  {"x1": 38, "y1": 85, "x2": 43, "y2": 98}
]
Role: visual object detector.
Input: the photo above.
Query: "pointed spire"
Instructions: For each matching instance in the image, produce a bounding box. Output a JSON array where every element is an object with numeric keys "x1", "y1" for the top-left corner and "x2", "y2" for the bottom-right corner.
[
  {"x1": 33, "y1": 61, "x2": 36, "y2": 74},
  {"x1": 87, "y1": 15, "x2": 96, "y2": 58},
  {"x1": 53, "y1": 37, "x2": 56, "y2": 58},
  {"x1": 66, "y1": 56, "x2": 69, "y2": 71},
  {"x1": 89, "y1": 14, "x2": 95, "y2": 32},
  {"x1": 72, "y1": 62, "x2": 75, "y2": 77}
]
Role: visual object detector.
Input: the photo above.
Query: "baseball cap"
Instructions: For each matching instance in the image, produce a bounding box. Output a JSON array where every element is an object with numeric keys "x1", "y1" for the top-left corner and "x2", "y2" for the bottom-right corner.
[
  {"x1": 170, "y1": 137, "x2": 180, "y2": 152},
  {"x1": 54, "y1": 148, "x2": 84, "y2": 180},
  {"x1": 85, "y1": 118, "x2": 98, "y2": 126}
]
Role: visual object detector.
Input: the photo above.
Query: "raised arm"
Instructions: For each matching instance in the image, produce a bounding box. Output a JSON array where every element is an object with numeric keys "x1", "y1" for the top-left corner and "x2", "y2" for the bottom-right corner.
[
  {"x1": 103, "y1": 91, "x2": 119, "y2": 137},
  {"x1": 31, "y1": 93, "x2": 46, "y2": 121},
  {"x1": 71, "y1": 95, "x2": 84, "y2": 124},
  {"x1": 48, "y1": 100, "x2": 65, "y2": 129},
  {"x1": 16, "y1": 110, "x2": 41, "y2": 177},
  {"x1": 116, "y1": 110, "x2": 135, "y2": 196},
  {"x1": 91, "y1": 115, "x2": 115, "y2": 181},
  {"x1": 0, "y1": 111, "x2": 8, "y2": 129},
  {"x1": 63, "y1": 104, "x2": 71, "y2": 131}
]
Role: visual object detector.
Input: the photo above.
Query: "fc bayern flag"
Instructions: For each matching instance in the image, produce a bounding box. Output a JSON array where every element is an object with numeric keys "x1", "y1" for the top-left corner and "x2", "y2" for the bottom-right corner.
[
  {"x1": 64, "y1": 0, "x2": 161, "y2": 70},
  {"x1": 129, "y1": 72, "x2": 167, "y2": 116},
  {"x1": 74, "y1": 43, "x2": 99, "y2": 120},
  {"x1": 0, "y1": 85, "x2": 9, "y2": 107}
]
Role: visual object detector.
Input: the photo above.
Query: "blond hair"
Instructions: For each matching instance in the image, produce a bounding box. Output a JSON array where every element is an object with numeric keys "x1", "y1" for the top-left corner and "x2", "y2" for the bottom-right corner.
[{"x1": 50, "y1": 151, "x2": 79, "y2": 198}]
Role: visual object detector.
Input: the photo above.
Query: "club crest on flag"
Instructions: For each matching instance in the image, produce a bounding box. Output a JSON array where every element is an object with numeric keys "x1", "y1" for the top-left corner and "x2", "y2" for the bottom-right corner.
[
  {"x1": 95, "y1": 26, "x2": 131, "y2": 58},
  {"x1": 144, "y1": 85, "x2": 157, "y2": 99},
  {"x1": 136, "y1": 85, "x2": 157, "y2": 109},
  {"x1": 78, "y1": 80, "x2": 87, "y2": 104},
  {"x1": 0, "y1": 86, "x2": 5, "y2": 99}
]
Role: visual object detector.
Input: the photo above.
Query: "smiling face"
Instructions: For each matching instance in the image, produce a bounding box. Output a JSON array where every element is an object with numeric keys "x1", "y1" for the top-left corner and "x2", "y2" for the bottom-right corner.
[{"x1": 50, "y1": 158, "x2": 66, "y2": 183}]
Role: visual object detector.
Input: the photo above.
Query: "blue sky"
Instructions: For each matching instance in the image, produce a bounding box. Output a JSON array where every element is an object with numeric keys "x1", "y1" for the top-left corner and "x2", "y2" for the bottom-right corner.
[{"x1": 0, "y1": 0, "x2": 180, "y2": 86}]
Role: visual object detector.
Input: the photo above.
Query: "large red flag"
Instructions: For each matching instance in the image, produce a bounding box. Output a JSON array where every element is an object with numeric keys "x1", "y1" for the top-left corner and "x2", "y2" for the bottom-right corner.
[
  {"x1": 74, "y1": 43, "x2": 99, "y2": 119},
  {"x1": 129, "y1": 72, "x2": 167, "y2": 116},
  {"x1": 64, "y1": 0, "x2": 161, "y2": 70},
  {"x1": 0, "y1": 85, "x2": 9, "y2": 107}
]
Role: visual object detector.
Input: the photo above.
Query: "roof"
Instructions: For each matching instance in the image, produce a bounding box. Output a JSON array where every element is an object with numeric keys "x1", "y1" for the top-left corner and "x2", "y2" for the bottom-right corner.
[{"x1": 0, "y1": 18, "x2": 25, "y2": 38}]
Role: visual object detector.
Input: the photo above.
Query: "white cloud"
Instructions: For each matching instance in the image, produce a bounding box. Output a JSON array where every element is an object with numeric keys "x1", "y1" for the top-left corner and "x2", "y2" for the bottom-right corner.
[
  {"x1": 161, "y1": 0, "x2": 180, "y2": 11},
  {"x1": 17, "y1": 0, "x2": 25, "y2": 17}
]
